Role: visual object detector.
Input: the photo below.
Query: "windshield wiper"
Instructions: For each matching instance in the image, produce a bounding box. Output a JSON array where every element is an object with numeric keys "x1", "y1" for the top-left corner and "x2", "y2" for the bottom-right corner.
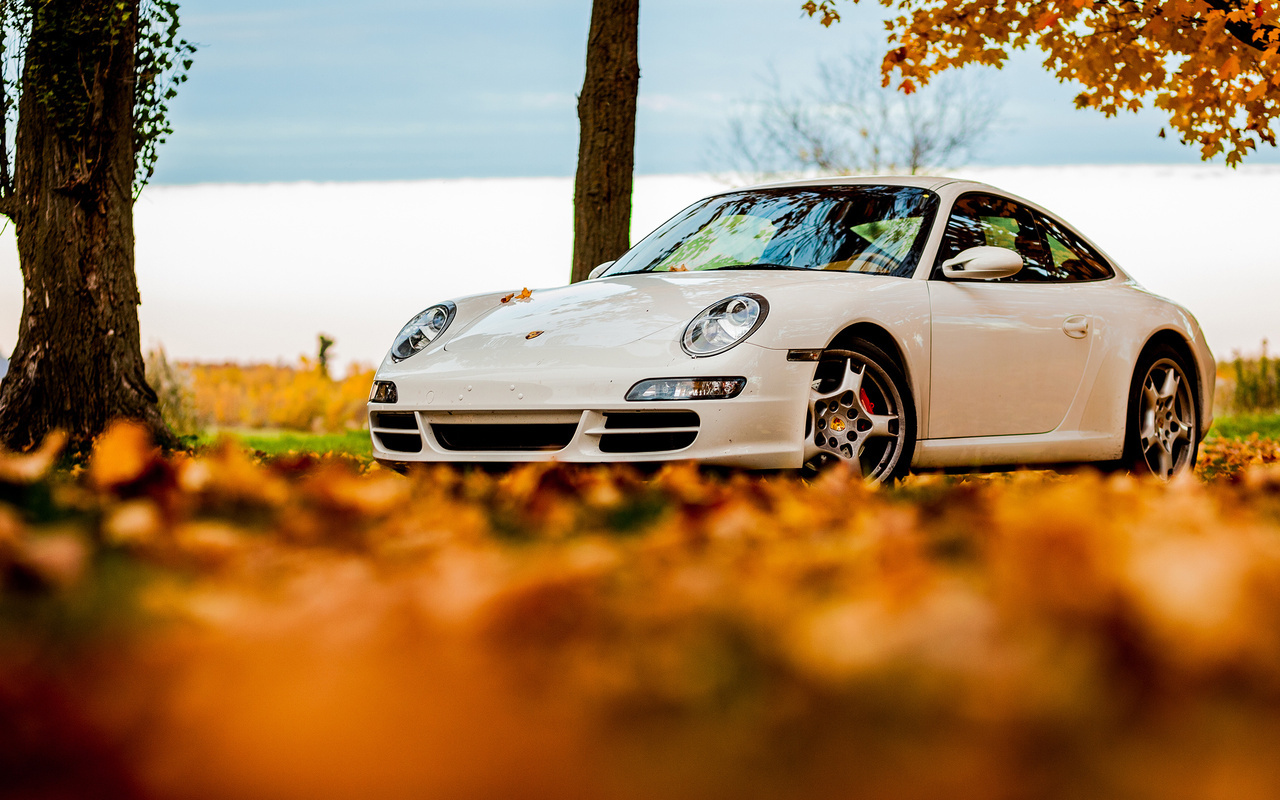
[{"x1": 712, "y1": 263, "x2": 811, "y2": 271}]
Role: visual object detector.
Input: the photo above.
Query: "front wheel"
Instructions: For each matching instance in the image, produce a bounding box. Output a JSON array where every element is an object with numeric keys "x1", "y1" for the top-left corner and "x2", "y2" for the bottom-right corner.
[
  {"x1": 1123, "y1": 345, "x2": 1199, "y2": 480},
  {"x1": 804, "y1": 341, "x2": 916, "y2": 482}
]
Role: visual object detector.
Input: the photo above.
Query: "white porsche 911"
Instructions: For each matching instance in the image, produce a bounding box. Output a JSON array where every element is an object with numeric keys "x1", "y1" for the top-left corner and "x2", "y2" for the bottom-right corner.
[{"x1": 368, "y1": 177, "x2": 1213, "y2": 481}]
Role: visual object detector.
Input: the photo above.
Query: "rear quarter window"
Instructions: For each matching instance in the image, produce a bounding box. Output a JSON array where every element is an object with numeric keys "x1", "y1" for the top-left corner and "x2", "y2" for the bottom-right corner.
[{"x1": 1032, "y1": 211, "x2": 1115, "y2": 281}]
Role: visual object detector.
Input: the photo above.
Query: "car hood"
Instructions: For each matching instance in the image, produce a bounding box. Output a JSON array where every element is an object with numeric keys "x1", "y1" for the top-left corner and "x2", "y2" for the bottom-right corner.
[{"x1": 443, "y1": 270, "x2": 899, "y2": 352}]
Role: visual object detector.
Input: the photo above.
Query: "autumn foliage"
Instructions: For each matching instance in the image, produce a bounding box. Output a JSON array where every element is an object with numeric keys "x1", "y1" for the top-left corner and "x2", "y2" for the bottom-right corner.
[
  {"x1": 181, "y1": 360, "x2": 374, "y2": 432},
  {"x1": 3, "y1": 425, "x2": 1280, "y2": 799},
  {"x1": 803, "y1": 0, "x2": 1280, "y2": 164}
]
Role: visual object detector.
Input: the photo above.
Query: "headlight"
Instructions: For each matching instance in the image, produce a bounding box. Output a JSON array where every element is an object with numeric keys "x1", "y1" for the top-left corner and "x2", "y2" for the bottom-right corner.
[
  {"x1": 391, "y1": 302, "x2": 456, "y2": 361},
  {"x1": 681, "y1": 294, "x2": 768, "y2": 357}
]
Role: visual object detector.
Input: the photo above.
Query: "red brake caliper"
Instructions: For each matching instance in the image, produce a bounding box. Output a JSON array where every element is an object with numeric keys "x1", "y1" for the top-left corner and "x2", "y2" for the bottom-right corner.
[{"x1": 860, "y1": 388, "x2": 875, "y2": 414}]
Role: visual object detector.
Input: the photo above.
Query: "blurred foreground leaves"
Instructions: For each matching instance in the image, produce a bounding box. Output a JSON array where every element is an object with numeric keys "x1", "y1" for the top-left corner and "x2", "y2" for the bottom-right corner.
[{"x1": 4, "y1": 426, "x2": 1280, "y2": 799}]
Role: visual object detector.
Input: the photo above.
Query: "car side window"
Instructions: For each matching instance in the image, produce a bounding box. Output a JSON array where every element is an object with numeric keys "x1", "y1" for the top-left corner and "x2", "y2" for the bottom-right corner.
[
  {"x1": 933, "y1": 193, "x2": 1055, "y2": 282},
  {"x1": 1030, "y1": 209, "x2": 1116, "y2": 281}
]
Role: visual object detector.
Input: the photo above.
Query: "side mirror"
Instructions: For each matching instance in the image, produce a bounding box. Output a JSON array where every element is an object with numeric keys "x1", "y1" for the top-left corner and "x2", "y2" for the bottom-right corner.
[
  {"x1": 940, "y1": 246, "x2": 1023, "y2": 280},
  {"x1": 588, "y1": 261, "x2": 615, "y2": 280}
]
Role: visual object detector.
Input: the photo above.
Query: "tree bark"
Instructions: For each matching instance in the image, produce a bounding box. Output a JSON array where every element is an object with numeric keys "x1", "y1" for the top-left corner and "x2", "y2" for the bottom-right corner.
[
  {"x1": 0, "y1": 0, "x2": 175, "y2": 453},
  {"x1": 571, "y1": 0, "x2": 640, "y2": 284}
]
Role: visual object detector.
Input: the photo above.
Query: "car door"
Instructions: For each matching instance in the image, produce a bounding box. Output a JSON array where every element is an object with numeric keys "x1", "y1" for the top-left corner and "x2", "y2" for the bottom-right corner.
[{"x1": 927, "y1": 192, "x2": 1111, "y2": 439}]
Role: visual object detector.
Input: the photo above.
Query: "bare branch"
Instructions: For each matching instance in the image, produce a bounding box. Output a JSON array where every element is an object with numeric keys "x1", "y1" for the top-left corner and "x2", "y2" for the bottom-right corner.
[{"x1": 714, "y1": 48, "x2": 1003, "y2": 182}]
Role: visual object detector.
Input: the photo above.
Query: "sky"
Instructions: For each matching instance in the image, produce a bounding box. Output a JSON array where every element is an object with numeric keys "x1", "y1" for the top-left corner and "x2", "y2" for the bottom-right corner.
[{"x1": 149, "y1": 0, "x2": 1277, "y2": 185}]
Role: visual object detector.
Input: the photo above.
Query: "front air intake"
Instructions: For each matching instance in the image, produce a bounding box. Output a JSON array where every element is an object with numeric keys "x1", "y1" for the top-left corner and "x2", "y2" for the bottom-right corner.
[
  {"x1": 370, "y1": 411, "x2": 423, "y2": 453},
  {"x1": 432, "y1": 423, "x2": 578, "y2": 452},
  {"x1": 598, "y1": 411, "x2": 699, "y2": 453}
]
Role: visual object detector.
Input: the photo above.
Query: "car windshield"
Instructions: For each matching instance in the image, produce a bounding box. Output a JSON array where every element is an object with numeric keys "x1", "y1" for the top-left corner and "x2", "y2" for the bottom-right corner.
[{"x1": 605, "y1": 186, "x2": 940, "y2": 279}]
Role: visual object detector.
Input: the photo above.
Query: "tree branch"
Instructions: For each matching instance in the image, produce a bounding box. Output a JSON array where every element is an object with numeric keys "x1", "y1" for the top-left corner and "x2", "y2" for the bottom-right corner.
[
  {"x1": 0, "y1": 191, "x2": 18, "y2": 220},
  {"x1": 1200, "y1": 0, "x2": 1280, "y2": 51}
]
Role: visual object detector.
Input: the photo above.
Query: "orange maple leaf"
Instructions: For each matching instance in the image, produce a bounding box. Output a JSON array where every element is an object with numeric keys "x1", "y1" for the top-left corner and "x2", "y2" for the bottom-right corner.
[
  {"x1": 1035, "y1": 10, "x2": 1062, "y2": 30},
  {"x1": 1219, "y1": 54, "x2": 1241, "y2": 79},
  {"x1": 514, "y1": 287, "x2": 533, "y2": 302},
  {"x1": 89, "y1": 421, "x2": 158, "y2": 490}
]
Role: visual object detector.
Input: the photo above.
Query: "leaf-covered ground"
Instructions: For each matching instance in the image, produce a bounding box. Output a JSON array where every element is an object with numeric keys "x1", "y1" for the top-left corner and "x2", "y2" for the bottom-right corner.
[{"x1": 4, "y1": 425, "x2": 1280, "y2": 800}]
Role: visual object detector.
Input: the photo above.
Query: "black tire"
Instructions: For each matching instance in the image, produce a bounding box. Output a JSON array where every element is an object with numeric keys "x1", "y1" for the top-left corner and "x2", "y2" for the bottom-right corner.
[
  {"x1": 804, "y1": 340, "x2": 917, "y2": 482},
  {"x1": 1121, "y1": 343, "x2": 1199, "y2": 479}
]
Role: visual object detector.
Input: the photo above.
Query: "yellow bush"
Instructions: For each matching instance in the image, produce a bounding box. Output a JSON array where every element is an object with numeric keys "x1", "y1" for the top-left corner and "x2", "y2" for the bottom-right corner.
[{"x1": 185, "y1": 360, "x2": 374, "y2": 432}]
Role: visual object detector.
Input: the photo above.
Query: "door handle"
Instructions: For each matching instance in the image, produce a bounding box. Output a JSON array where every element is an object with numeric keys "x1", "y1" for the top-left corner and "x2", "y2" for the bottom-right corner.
[{"x1": 1063, "y1": 315, "x2": 1089, "y2": 339}]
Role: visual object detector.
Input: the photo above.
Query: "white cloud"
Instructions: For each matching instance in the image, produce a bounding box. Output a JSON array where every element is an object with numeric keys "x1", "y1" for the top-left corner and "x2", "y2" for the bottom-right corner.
[{"x1": 1, "y1": 167, "x2": 1275, "y2": 368}]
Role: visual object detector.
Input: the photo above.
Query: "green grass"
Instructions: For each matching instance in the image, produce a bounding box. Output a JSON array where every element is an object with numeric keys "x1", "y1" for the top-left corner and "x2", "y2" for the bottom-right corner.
[
  {"x1": 197, "y1": 428, "x2": 372, "y2": 459},
  {"x1": 1208, "y1": 413, "x2": 1280, "y2": 441}
]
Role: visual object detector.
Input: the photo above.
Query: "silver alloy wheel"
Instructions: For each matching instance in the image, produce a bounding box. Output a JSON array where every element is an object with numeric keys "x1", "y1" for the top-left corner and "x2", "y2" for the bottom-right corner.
[
  {"x1": 805, "y1": 353, "x2": 906, "y2": 481},
  {"x1": 1138, "y1": 357, "x2": 1197, "y2": 480}
]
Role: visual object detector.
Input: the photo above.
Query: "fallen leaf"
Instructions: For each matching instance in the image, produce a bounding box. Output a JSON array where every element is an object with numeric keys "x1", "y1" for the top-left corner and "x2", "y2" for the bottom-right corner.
[
  {"x1": 0, "y1": 430, "x2": 66, "y2": 484},
  {"x1": 20, "y1": 532, "x2": 89, "y2": 589},
  {"x1": 104, "y1": 499, "x2": 165, "y2": 547},
  {"x1": 89, "y1": 422, "x2": 158, "y2": 490}
]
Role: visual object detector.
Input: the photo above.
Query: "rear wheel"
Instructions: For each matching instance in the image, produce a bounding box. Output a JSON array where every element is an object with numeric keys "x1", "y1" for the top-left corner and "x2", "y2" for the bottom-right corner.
[
  {"x1": 804, "y1": 341, "x2": 916, "y2": 482},
  {"x1": 1123, "y1": 345, "x2": 1199, "y2": 480}
]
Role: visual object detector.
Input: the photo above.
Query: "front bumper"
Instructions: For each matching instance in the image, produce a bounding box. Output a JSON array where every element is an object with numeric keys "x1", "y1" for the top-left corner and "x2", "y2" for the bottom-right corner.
[{"x1": 367, "y1": 340, "x2": 816, "y2": 468}]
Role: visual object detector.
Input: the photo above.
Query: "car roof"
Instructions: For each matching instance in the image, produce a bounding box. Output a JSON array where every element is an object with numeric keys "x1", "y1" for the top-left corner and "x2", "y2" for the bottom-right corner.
[{"x1": 725, "y1": 174, "x2": 978, "y2": 194}]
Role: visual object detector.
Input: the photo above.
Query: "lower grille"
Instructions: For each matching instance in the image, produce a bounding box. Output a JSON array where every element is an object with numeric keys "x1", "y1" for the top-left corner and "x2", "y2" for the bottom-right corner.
[
  {"x1": 432, "y1": 423, "x2": 578, "y2": 452},
  {"x1": 371, "y1": 411, "x2": 418, "y2": 430},
  {"x1": 374, "y1": 431, "x2": 424, "y2": 453},
  {"x1": 371, "y1": 411, "x2": 423, "y2": 453},
  {"x1": 604, "y1": 411, "x2": 700, "y2": 430},
  {"x1": 599, "y1": 431, "x2": 697, "y2": 453}
]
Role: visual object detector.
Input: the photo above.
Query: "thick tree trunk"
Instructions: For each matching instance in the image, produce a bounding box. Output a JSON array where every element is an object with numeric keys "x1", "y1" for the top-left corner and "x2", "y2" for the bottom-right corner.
[
  {"x1": 570, "y1": 0, "x2": 640, "y2": 284},
  {"x1": 0, "y1": 0, "x2": 174, "y2": 452}
]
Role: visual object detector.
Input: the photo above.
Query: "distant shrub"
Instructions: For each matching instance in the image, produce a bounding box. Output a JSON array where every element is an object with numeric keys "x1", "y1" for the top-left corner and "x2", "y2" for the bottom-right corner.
[
  {"x1": 144, "y1": 346, "x2": 204, "y2": 436},
  {"x1": 1229, "y1": 340, "x2": 1280, "y2": 413},
  {"x1": 187, "y1": 359, "x2": 374, "y2": 432}
]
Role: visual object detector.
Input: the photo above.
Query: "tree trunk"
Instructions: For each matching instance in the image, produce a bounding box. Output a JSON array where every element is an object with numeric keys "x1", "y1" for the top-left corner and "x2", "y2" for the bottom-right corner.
[
  {"x1": 571, "y1": 0, "x2": 640, "y2": 284},
  {"x1": 0, "y1": 0, "x2": 174, "y2": 453}
]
